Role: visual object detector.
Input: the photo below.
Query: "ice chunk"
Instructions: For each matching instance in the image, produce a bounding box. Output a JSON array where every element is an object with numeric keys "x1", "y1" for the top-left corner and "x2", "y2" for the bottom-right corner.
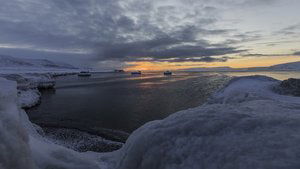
[{"x1": 18, "y1": 89, "x2": 41, "y2": 108}]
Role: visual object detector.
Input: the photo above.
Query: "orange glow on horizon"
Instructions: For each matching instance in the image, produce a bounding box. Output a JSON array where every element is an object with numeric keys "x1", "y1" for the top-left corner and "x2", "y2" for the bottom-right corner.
[{"x1": 125, "y1": 56, "x2": 300, "y2": 71}]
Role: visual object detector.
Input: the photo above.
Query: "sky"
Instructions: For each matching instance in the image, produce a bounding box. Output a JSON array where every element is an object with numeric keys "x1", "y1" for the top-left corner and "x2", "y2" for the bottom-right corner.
[{"x1": 0, "y1": 0, "x2": 299, "y2": 70}]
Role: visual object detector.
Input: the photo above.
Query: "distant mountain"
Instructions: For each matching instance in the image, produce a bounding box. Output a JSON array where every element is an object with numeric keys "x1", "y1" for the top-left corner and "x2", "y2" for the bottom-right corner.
[
  {"x1": 185, "y1": 66, "x2": 234, "y2": 72},
  {"x1": 0, "y1": 55, "x2": 77, "y2": 69},
  {"x1": 183, "y1": 61, "x2": 300, "y2": 72},
  {"x1": 269, "y1": 61, "x2": 300, "y2": 71}
]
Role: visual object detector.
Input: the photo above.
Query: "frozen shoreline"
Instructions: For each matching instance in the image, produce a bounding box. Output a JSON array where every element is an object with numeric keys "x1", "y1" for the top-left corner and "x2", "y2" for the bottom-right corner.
[
  {"x1": 0, "y1": 71, "x2": 127, "y2": 152},
  {"x1": 1, "y1": 74, "x2": 300, "y2": 169},
  {"x1": 0, "y1": 71, "x2": 78, "y2": 109}
]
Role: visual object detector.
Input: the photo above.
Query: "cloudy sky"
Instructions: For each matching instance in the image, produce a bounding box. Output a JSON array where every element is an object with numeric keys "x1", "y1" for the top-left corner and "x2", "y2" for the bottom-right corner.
[{"x1": 0, "y1": 0, "x2": 299, "y2": 70}]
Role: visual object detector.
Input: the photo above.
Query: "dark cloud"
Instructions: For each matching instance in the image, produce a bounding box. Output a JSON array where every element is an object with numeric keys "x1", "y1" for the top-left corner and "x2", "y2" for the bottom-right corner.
[
  {"x1": 156, "y1": 56, "x2": 231, "y2": 63},
  {"x1": 96, "y1": 32, "x2": 243, "y2": 62}
]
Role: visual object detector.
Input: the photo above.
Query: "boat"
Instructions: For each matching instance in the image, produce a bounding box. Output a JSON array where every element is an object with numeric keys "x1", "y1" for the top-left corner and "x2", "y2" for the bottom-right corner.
[
  {"x1": 114, "y1": 69, "x2": 125, "y2": 73},
  {"x1": 164, "y1": 71, "x2": 172, "y2": 75},
  {"x1": 131, "y1": 71, "x2": 142, "y2": 75},
  {"x1": 78, "y1": 71, "x2": 92, "y2": 77}
]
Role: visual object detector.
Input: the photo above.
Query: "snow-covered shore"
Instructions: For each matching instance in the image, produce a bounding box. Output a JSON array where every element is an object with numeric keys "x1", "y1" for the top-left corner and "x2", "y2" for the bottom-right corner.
[
  {"x1": 0, "y1": 72, "x2": 78, "y2": 108},
  {"x1": 1, "y1": 75, "x2": 300, "y2": 169},
  {"x1": 0, "y1": 73, "x2": 54, "y2": 109}
]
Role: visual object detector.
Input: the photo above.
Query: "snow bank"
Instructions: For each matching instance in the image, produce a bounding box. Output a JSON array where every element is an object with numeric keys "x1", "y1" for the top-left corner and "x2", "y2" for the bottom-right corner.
[
  {"x1": 0, "y1": 77, "x2": 103, "y2": 169},
  {"x1": 208, "y1": 75, "x2": 279, "y2": 104},
  {"x1": 113, "y1": 76, "x2": 300, "y2": 169},
  {"x1": 0, "y1": 78, "x2": 36, "y2": 169}
]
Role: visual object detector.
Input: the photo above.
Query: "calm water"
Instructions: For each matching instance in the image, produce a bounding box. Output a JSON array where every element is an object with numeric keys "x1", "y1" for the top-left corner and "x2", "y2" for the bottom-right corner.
[
  {"x1": 28, "y1": 72, "x2": 228, "y2": 133},
  {"x1": 27, "y1": 71, "x2": 300, "y2": 133}
]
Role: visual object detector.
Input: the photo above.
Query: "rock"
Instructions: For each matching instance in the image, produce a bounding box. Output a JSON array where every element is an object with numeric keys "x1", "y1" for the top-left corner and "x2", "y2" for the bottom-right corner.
[{"x1": 277, "y1": 78, "x2": 300, "y2": 96}]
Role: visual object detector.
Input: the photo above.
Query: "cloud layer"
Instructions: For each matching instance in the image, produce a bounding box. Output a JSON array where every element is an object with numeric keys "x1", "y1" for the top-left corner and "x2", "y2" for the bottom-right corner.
[{"x1": 0, "y1": 0, "x2": 299, "y2": 66}]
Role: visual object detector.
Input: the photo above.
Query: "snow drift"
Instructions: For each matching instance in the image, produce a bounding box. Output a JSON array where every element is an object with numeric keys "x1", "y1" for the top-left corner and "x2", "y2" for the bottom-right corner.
[{"x1": 1, "y1": 75, "x2": 300, "y2": 169}]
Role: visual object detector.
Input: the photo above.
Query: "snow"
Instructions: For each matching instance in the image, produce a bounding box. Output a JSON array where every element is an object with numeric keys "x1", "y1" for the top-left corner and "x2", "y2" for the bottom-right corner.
[
  {"x1": 1, "y1": 73, "x2": 300, "y2": 169},
  {"x1": 209, "y1": 75, "x2": 300, "y2": 104}
]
